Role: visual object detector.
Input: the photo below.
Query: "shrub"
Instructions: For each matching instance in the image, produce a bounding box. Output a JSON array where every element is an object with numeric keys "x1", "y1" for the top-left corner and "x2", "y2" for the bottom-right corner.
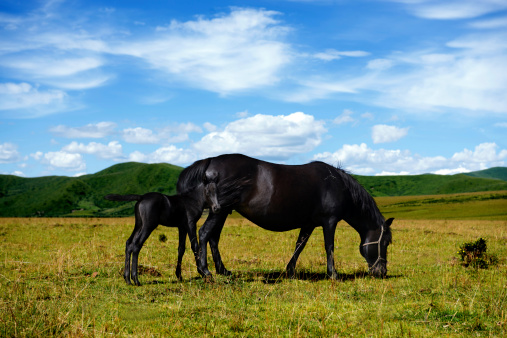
[{"x1": 457, "y1": 237, "x2": 498, "y2": 269}]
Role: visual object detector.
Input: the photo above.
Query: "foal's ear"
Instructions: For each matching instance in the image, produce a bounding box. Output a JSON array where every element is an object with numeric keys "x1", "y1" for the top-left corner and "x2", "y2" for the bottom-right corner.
[{"x1": 385, "y1": 218, "x2": 394, "y2": 227}]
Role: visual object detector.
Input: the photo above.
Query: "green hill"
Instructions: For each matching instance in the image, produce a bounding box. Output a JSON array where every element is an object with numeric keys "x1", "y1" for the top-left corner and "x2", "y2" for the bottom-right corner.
[
  {"x1": 356, "y1": 171, "x2": 507, "y2": 197},
  {"x1": 0, "y1": 163, "x2": 506, "y2": 217},
  {"x1": 463, "y1": 167, "x2": 507, "y2": 181},
  {"x1": 0, "y1": 162, "x2": 182, "y2": 217}
]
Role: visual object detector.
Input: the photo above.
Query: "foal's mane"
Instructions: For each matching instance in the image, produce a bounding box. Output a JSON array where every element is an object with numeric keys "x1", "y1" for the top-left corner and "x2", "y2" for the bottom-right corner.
[{"x1": 328, "y1": 164, "x2": 385, "y2": 228}]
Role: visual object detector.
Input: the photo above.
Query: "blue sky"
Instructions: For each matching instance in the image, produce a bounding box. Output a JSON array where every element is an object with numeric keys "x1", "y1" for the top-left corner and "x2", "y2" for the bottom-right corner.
[{"x1": 1, "y1": 0, "x2": 506, "y2": 177}]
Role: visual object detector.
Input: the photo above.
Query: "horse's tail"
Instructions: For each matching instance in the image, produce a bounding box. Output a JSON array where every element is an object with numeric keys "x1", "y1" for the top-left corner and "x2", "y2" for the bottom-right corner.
[
  {"x1": 177, "y1": 157, "x2": 212, "y2": 194},
  {"x1": 104, "y1": 194, "x2": 142, "y2": 202}
]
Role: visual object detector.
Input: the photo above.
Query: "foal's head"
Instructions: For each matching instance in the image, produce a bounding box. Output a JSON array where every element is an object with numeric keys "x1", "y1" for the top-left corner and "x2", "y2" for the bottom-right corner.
[
  {"x1": 360, "y1": 218, "x2": 394, "y2": 278},
  {"x1": 204, "y1": 181, "x2": 221, "y2": 214}
]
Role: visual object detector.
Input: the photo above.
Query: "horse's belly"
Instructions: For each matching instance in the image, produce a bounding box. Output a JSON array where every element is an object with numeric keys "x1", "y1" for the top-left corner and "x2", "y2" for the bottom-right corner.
[{"x1": 237, "y1": 207, "x2": 311, "y2": 232}]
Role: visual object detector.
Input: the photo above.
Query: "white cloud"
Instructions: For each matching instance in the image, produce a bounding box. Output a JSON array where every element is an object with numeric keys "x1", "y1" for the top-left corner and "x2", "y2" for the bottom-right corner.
[
  {"x1": 0, "y1": 143, "x2": 21, "y2": 163},
  {"x1": 470, "y1": 16, "x2": 507, "y2": 29},
  {"x1": 367, "y1": 59, "x2": 394, "y2": 70},
  {"x1": 115, "y1": 8, "x2": 291, "y2": 94},
  {"x1": 50, "y1": 122, "x2": 117, "y2": 138},
  {"x1": 361, "y1": 112, "x2": 375, "y2": 120},
  {"x1": 128, "y1": 145, "x2": 196, "y2": 165},
  {"x1": 363, "y1": 35, "x2": 507, "y2": 114},
  {"x1": 0, "y1": 82, "x2": 69, "y2": 117},
  {"x1": 203, "y1": 122, "x2": 217, "y2": 132},
  {"x1": 193, "y1": 112, "x2": 327, "y2": 160},
  {"x1": 62, "y1": 141, "x2": 123, "y2": 159},
  {"x1": 30, "y1": 151, "x2": 43, "y2": 160},
  {"x1": 371, "y1": 124, "x2": 409, "y2": 144},
  {"x1": 43, "y1": 151, "x2": 86, "y2": 171},
  {"x1": 11, "y1": 170, "x2": 25, "y2": 177},
  {"x1": 122, "y1": 123, "x2": 202, "y2": 144},
  {"x1": 451, "y1": 142, "x2": 507, "y2": 167},
  {"x1": 333, "y1": 109, "x2": 355, "y2": 125},
  {"x1": 122, "y1": 127, "x2": 159, "y2": 144},
  {"x1": 313, "y1": 142, "x2": 507, "y2": 175},
  {"x1": 394, "y1": 0, "x2": 507, "y2": 20},
  {"x1": 2, "y1": 56, "x2": 104, "y2": 78},
  {"x1": 313, "y1": 49, "x2": 369, "y2": 61},
  {"x1": 433, "y1": 167, "x2": 471, "y2": 175}
]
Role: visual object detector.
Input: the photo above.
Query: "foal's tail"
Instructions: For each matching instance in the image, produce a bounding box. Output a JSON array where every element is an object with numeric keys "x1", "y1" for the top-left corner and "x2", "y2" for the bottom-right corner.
[{"x1": 104, "y1": 194, "x2": 142, "y2": 202}]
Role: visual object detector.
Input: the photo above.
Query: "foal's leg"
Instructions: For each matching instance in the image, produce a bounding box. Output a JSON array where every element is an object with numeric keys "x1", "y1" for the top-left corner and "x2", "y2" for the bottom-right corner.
[
  {"x1": 208, "y1": 213, "x2": 230, "y2": 276},
  {"x1": 124, "y1": 215, "x2": 142, "y2": 285},
  {"x1": 175, "y1": 226, "x2": 186, "y2": 281},
  {"x1": 130, "y1": 218, "x2": 157, "y2": 286},
  {"x1": 322, "y1": 218, "x2": 339, "y2": 280},
  {"x1": 286, "y1": 226, "x2": 315, "y2": 278}
]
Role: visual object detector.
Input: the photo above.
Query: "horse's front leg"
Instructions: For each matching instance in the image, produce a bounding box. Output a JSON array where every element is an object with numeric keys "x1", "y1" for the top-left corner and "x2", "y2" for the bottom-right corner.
[
  {"x1": 322, "y1": 219, "x2": 339, "y2": 280},
  {"x1": 286, "y1": 226, "x2": 315, "y2": 278},
  {"x1": 197, "y1": 211, "x2": 227, "y2": 278},
  {"x1": 175, "y1": 226, "x2": 186, "y2": 281},
  {"x1": 208, "y1": 212, "x2": 230, "y2": 276}
]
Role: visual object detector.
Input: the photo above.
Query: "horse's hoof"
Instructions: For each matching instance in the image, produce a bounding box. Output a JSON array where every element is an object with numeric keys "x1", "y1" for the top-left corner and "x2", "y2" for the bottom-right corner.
[
  {"x1": 328, "y1": 271, "x2": 339, "y2": 280},
  {"x1": 218, "y1": 268, "x2": 232, "y2": 276}
]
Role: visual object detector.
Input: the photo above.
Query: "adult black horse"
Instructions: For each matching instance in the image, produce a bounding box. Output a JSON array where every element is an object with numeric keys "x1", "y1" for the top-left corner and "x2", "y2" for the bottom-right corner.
[{"x1": 177, "y1": 153, "x2": 393, "y2": 279}]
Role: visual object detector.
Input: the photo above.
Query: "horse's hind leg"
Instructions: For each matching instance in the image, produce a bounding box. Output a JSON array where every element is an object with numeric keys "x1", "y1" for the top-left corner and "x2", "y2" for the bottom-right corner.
[
  {"x1": 286, "y1": 226, "x2": 315, "y2": 278},
  {"x1": 208, "y1": 213, "x2": 230, "y2": 276},
  {"x1": 175, "y1": 226, "x2": 186, "y2": 281},
  {"x1": 322, "y1": 217, "x2": 339, "y2": 280}
]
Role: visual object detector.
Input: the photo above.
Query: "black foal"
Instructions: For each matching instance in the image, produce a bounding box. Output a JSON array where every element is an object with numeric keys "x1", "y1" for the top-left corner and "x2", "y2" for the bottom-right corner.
[{"x1": 105, "y1": 186, "x2": 220, "y2": 285}]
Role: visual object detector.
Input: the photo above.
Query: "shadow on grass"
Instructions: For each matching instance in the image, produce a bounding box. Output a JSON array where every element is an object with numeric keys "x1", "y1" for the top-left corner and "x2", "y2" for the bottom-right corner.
[
  {"x1": 137, "y1": 268, "x2": 402, "y2": 285},
  {"x1": 185, "y1": 269, "x2": 403, "y2": 284}
]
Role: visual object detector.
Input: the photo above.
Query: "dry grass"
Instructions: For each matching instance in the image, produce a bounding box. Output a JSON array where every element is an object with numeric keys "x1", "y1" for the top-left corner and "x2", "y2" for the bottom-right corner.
[{"x1": 0, "y1": 216, "x2": 506, "y2": 336}]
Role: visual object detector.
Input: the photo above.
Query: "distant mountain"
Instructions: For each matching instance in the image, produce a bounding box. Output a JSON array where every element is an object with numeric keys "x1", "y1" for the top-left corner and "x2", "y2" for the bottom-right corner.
[
  {"x1": 0, "y1": 163, "x2": 506, "y2": 217},
  {"x1": 356, "y1": 170, "x2": 507, "y2": 197},
  {"x1": 463, "y1": 167, "x2": 507, "y2": 181}
]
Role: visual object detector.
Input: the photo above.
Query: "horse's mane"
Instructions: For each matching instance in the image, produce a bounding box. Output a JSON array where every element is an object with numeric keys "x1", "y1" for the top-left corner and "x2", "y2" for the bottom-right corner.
[
  {"x1": 177, "y1": 158, "x2": 211, "y2": 194},
  {"x1": 328, "y1": 164, "x2": 385, "y2": 228},
  {"x1": 216, "y1": 176, "x2": 252, "y2": 208}
]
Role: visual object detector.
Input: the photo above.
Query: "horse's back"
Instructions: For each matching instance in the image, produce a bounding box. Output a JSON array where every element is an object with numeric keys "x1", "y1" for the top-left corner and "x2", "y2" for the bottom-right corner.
[{"x1": 208, "y1": 154, "x2": 346, "y2": 229}]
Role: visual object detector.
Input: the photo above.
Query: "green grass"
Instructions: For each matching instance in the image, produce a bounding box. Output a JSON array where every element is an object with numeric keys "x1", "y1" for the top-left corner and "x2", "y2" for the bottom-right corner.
[
  {"x1": 376, "y1": 191, "x2": 507, "y2": 220},
  {"x1": 1, "y1": 210, "x2": 506, "y2": 336}
]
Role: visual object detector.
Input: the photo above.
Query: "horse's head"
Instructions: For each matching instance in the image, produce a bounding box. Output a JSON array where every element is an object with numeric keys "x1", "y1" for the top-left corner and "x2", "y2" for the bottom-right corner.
[
  {"x1": 203, "y1": 170, "x2": 221, "y2": 214},
  {"x1": 360, "y1": 218, "x2": 394, "y2": 278}
]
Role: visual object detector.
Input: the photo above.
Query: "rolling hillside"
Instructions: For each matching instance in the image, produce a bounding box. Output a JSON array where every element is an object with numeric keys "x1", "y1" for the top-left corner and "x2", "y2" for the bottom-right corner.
[
  {"x1": 0, "y1": 162, "x2": 182, "y2": 217},
  {"x1": 0, "y1": 163, "x2": 506, "y2": 217}
]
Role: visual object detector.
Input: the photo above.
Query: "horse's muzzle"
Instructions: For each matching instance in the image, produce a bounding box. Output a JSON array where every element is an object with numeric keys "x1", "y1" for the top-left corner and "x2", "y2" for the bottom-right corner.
[{"x1": 369, "y1": 264, "x2": 387, "y2": 278}]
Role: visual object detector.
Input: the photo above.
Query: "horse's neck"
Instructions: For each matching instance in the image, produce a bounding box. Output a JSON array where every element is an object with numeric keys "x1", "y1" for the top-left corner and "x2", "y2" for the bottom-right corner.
[{"x1": 344, "y1": 212, "x2": 383, "y2": 240}]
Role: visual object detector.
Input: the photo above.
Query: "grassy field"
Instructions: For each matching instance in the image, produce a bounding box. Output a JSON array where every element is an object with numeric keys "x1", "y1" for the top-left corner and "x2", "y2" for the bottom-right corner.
[{"x1": 1, "y1": 193, "x2": 506, "y2": 336}]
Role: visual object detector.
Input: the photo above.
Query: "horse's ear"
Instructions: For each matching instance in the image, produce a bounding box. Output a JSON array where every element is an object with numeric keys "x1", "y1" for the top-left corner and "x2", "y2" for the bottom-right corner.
[{"x1": 385, "y1": 218, "x2": 394, "y2": 227}]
